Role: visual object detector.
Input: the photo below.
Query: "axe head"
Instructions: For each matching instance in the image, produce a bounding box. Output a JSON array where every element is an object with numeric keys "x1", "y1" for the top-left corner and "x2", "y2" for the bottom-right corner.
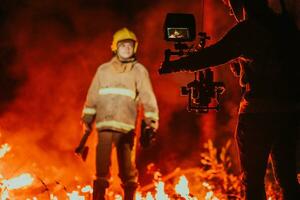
[{"x1": 75, "y1": 146, "x2": 89, "y2": 161}]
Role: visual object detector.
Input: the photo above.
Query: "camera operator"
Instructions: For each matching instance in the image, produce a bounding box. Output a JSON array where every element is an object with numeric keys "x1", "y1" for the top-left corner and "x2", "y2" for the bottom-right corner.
[{"x1": 159, "y1": 0, "x2": 300, "y2": 199}]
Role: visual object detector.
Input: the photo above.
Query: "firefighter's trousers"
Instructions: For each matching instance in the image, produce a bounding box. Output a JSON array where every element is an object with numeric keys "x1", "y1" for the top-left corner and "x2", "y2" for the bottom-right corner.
[{"x1": 95, "y1": 130, "x2": 138, "y2": 187}]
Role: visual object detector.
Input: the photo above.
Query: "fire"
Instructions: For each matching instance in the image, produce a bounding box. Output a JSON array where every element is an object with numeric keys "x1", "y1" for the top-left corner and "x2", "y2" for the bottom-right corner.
[
  {"x1": 135, "y1": 192, "x2": 142, "y2": 200},
  {"x1": 81, "y1": 185, "x2": 93, "y2": 194},
  {"x1": 136, "y1": 174, "x2": 218, "y2": 200},
  {"x1": 0, "y1": 189, "x2": 8, "y2": 200},
  {"x1": 0, "y1": 139, "x2": 294, "y2": 199},
  {"x1": 66, "y1": 185, "x2": 93, "y2": 200},
  {"x1": 135, "y1": 192, "x2": 154, "y2": 200},
  {"x1": 0, "y1": 173, "x2": 34, "y2": 200},
  {"x1": 136, "y1": 175, "x2": 195, "y2": 200},
  {"x1": 203, "y1": 182, "x2": 219, "y2": 200},
  {"x1": 114, "y1": 194, "x2": 122, "y2": 200},
  {"x1": 50, "y1": 194, "x2": 58, "y2": 200},
  {"x1": 145, "y1": 192, "x2": 154, "y2": 200},
  {"x1": 1, "y1": 173, "x2": 34, "y2": 190},
  {"x1": 205, "y1": 191, "x2": 219, "y2": 200},
  {"x1": 67, "y1": 191, "x2": 85, "y2": 200},
  {"x1": 154, "y1": 181, "x2": 169, "y2": 200},
  {"x1": 0, "y1": 144, "x2": 11, "y2": 159},
  {"x1": 175, "y1": 175, "x2": 192, "y2": 199}
]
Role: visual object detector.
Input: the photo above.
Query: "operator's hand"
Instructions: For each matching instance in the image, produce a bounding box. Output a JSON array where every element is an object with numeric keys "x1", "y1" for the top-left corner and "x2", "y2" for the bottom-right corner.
[
  {"x1": 158, "y1": 60, "x2": 172, "y2": 74},
  {"x1": 159, "y1": 59, "x2": 193, "y2": 74}
]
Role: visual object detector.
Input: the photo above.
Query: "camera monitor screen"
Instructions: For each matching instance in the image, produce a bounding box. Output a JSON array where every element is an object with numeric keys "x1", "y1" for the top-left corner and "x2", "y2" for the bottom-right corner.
[
  {"x1": 167, "y1": 28, "x2": 190, "y2": 41},
  {"x1": 164, "y1": 13, "x2": 196, "y2": 42}
]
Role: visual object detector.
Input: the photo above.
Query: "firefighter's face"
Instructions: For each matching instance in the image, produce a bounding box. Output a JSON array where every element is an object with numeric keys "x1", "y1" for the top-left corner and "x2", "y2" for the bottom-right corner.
[{"x1": 117, "y1": 40, "x2": 135, "y2": 60}]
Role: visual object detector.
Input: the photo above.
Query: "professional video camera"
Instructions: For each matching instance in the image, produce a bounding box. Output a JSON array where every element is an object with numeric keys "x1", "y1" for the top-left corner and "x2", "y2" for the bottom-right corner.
[{"x1": 163, "y1": 13, "x2": 225, "y2": 113}]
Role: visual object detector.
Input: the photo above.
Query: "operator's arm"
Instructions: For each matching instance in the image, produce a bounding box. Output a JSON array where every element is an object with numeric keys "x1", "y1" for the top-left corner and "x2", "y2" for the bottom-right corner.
[
  {"x1": 159, "y1": 22, "x2": 247, "y2": 74},
  {"x1": 136, "y1": 65, "x2": 159, "y2": 131}
]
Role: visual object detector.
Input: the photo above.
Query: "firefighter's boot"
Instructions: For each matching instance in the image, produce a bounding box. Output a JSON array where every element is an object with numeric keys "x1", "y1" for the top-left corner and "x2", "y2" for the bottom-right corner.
[
  {"x1": 93, "y1": 179, "x2": 109, "y2": 200},
  {"x1": 123, "y1": 181, "x2": 138, "y2": 200}
]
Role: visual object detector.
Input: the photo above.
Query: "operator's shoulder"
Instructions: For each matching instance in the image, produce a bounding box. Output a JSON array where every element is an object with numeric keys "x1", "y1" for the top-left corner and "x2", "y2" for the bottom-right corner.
[
  {"x1": 230, "y1": 20, "x2": 250, "y2": 31},
  {"x1": 225, "y1": 20, "x2": 254, "y2": 37}
]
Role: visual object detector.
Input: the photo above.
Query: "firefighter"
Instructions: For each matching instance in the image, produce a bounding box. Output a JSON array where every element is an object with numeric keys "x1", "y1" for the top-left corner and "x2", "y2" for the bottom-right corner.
[
  {"x1": 159, "y1": 0, "x2": 300, "y2": 199},
  {"x1": 81, "y1": 27, "x2": 159, "y2": 200}
]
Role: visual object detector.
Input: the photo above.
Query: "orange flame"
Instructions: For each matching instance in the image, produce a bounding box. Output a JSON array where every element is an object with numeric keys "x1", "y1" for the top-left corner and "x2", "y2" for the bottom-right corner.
[
  {"x1": 0, "y1": 189, "x2": 8, "y2": 200},
  {"x1": 0, "y1": 144, "x2": 11, "y2": 158},
  {"x1": 81, "y1": 185, "x2": 93, "y2": 194},
  {"x1": 1, "y1": 173, "x2": 33, "y2": 190},
  {"x1": 1, "y1": 173, "x2": 34, "y2": 200},
  {"x1": 50, "y1": 193, "x2": 58, "y2": 200},
  {"x1": 154, "y1": 181, "x2": 169, "y2": 200},
  {"x1": 204, "y1": 191, "x2": 219, "y2": 200},
  {"x1": 66, "y1": 191, "x2": 85, "y2": 200},
  {"x1": 114, "y1": 194, "x2": 122, "y2": 200},
  {"x1": 145, "y1": 192, "x2": 154, "y2": 200},
  {"x1": 175, "y1": 175, "x2": 190, "y2": 198},
  {"x1": 135, "y1": 192, "x2": 143, "y2": 200},
  {"x1": 203, "y1": 182, "x2": 219, "y2": 200}
]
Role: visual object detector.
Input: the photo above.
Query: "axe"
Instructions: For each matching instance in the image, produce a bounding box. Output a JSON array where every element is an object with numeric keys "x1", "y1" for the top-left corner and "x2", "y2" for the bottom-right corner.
[{"x1": 75, "y1": 129, "x2": 92, "y2": 161}]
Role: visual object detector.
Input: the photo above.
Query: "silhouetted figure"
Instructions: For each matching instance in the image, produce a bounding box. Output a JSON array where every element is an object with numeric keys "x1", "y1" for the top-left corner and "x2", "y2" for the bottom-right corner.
[{"x1": 159, "y1": 0, "x2": 300, "y2": 199}]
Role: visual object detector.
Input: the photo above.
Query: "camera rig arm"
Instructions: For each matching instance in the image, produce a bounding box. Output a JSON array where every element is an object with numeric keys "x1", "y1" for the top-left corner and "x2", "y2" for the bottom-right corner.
[{"x1": 160, "y1": 14, "x2": 226, "y2": 113}]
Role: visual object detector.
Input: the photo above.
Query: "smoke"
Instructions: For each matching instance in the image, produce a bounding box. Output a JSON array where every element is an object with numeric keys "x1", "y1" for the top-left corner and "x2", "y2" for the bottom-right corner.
[
  {"x1": 5, "y1": 0, "x2": 297, "y2": 191},
  {"x1": 0, "y1": 46, "x2": 25, "y2": 114}
]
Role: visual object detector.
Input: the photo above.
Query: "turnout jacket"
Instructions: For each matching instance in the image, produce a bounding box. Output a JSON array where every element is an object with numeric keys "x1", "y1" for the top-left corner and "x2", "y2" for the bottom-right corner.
[{"x1": 82, "y1": 56, "x2": 159, "y2": 133}]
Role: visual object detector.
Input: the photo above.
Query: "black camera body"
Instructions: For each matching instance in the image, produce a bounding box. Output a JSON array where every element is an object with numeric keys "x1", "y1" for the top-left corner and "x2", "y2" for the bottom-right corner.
[
  {"x1": 163, "y1": 13, "x2": 225, "y2": 113},
  {"x1": 164, "y1": 13, "x2": 196, "y2": 43},
  {"x1": 163, "y1": 13, "x2": 198, "y2": 61}
]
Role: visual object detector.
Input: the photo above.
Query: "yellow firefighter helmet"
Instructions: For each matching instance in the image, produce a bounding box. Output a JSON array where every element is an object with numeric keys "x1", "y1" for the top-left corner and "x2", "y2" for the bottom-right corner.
[{"x1": 111, "y1": 27, "x2": 138, "y2": 53}]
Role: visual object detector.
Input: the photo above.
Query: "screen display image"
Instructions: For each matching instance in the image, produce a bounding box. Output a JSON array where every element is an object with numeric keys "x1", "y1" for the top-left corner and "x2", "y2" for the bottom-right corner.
[{"x1": 167, "y1": 27, "x2": 190, "y2": 41}]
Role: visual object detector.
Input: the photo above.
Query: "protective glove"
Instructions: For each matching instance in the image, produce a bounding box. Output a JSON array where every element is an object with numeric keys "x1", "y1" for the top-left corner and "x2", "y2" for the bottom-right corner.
[
  {"x1": 140, "y1": 119, "x2": 157, "y2": 148},
  {"x1": 140, "y1": 126, "x2": 156, "y2": 148},
  {"x1": 159, "y1": 60, "x2": 174, "y2": 74}
]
